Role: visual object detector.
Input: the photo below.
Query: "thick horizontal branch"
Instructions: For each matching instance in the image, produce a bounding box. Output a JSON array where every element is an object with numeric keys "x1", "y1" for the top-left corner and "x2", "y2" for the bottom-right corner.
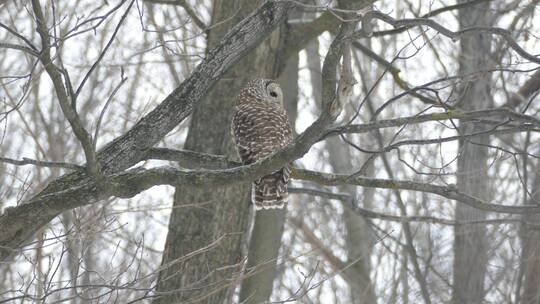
[
  {"x1": 293, "y1": 169, "x2": 538, "y2": 214},
  {"x1": 85, "y1": 164, "x2": 540, "y2": 210},
  {"x1": 290, "y1": 186, "x2": 530, "y2": 227},
  {"x1": 136, "y1": 109, "x2": 540, "y2": 190},
  {"x1": 8, "y1": 163, "x2": 532, "y2": 253}
]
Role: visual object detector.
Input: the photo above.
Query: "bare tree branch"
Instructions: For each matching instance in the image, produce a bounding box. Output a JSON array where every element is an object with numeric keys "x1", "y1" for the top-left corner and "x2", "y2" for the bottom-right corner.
[
  {"x1": 329, "y1": 108, "x2": 540, "y2": 137},
  {"x1": 0, "y1": 42, "x2": 39, "y2": 57},
  {"x1": 293, "y1": 169, "x2": 539, "y2": 214},
  {"x1": 74, "y1": 0, "x2": 135, "y2": 100},
  {"x1": 361, "y1": 11, "x2": 540, "y2": 64},
  {"x1": 31, "y1": 0, "x2": 100, "y2": 176},
  {"x1": 144, "y1": 0, "x2": 208, "y2": 30},
  {"x1": 0, "y1": 21, "x2": 39, "y2": 51},
  {"x1": 0, "y1": 156, "x2": 84, "y2": 171},
  {"x1": 370, "y1": 0, "x2": 492, "y2": 36},
  {"x1": 291, "y1": 187, "x2": 530, "y2": 226}
]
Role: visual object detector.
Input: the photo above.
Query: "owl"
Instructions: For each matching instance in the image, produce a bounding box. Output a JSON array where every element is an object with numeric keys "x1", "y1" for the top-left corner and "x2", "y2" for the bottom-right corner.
[{"x1": 231, "y1": 78, "x2": 294, "y2": 210}]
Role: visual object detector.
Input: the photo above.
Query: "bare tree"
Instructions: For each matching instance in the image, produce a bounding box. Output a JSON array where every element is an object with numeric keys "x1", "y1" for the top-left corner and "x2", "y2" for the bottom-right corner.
[
  {"x1": 452, "y1": 1, "x2": 493, "y2": 303},
  {"x1": 1, "y1": 1, "x2": 540, "y2": 303}
]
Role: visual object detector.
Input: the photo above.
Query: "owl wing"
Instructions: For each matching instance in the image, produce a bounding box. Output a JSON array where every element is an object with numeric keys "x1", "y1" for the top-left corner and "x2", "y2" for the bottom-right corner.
[
  {"x1": 232, "y1": 104, "x2": 260, "y2": 165},
  {"x1": 232, "y1": 103, "x2": 293, "y2": 164}
]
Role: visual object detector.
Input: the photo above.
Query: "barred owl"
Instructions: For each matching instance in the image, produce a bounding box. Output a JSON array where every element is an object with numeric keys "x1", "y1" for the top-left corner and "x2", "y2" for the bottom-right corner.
[{"x1": 231, "y1": 78, "x2": 293, "y2": 210}]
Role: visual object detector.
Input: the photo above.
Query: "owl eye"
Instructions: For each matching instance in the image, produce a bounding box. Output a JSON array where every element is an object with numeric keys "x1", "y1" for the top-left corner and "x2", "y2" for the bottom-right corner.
[{"x1": 269, "y1": 91, "x2": 278, "y2": 98}]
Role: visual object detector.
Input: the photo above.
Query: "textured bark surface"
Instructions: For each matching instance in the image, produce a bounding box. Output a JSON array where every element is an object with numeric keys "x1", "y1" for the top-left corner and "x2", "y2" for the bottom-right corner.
[
  {"x1": 0, "y1": 0, "x2": 294, "y2": 262},
  {"x1": 239, "y1": 209, "x2": 286, "y2": 302},
  {"x1": 521, "y1": 167, "x2": 540, "y2": 304},
  {"x1": 154, "y1": 1, "x2": 290, "y2": 303},
  {"x1": 452, "y1": 1, "x2": 493, "y2": 303}
]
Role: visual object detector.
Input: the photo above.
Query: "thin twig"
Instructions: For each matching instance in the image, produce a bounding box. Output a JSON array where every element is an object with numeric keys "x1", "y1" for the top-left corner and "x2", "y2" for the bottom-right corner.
[
  {"x1": 144, "y1": 0, "x2": 207, "y2": 30},
  {"x1": 93, "y1": 75, "x2": 128, "y2": 151},
  {"x1": 0, "y1": 22, "x2": 39, "y2": 51},
  {"x1": 75, "y1": 0, "x2": 135, "y2": 99}
]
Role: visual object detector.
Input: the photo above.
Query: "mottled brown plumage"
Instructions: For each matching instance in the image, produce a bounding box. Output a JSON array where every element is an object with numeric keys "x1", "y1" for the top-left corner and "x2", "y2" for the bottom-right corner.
[{"x1": 231, "y1": 79, "x2": 293, "y2": 210}]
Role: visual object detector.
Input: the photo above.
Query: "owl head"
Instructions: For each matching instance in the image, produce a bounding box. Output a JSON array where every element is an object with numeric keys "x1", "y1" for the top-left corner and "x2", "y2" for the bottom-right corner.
[{"x1": 241, "y1": 78, "x2": 283, "y2": 105}]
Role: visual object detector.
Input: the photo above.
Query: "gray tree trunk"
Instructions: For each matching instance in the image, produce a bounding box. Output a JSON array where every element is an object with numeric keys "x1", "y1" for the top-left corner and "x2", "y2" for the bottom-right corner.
[
  {"x1": 520, "y1": 165, "x2": 540, "y2": 304},
  {"x1": 155, "y1": 1, "x2": 290, "y2": 303},
  {"x1": 452, "y1": 1, "x2": 493, "y2": 303}
]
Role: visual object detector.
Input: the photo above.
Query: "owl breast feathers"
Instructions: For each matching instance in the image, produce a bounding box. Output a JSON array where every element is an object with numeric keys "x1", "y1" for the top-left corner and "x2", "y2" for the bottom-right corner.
[{"x1": 231, "y1": 78, "x2": 293, "y2": 210}]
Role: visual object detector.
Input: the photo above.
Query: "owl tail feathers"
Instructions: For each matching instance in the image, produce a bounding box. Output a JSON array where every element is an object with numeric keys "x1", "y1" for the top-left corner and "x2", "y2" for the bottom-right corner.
[{"x1": 252, "y1": 170, "x2": 289, "y2": 210}]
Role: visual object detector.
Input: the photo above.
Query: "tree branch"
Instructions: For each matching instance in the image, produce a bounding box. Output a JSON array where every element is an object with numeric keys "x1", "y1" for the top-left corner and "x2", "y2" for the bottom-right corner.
[
  {"x1": 0, "y1": 156, "x2": 84, "y2": 171},
  {"x1": 293, "y1": 169, "x2": 537, "y2": 214},
  {"x1": 328, "y1": 108, "x2": 540, "y2": 137},
  {"x1": 144, "y1": 0, "x2": 207, "y2": 30},
  {"x1": 75, "y1": 0, "x2": 135, "y2": 100},
  {"x1": 0, "y1": 21, "x2": 39, "y2": 52},
  {"x1": 361, "y1": 11, "x2": 540, "y2": 64},
  {"x1": 0, "y1": 42, "x2": 39, "y2": 57},
  {"x1": 290, "y1": 187, "x2": 529, "y2": 226},
  {"x1": 31, "y1": 0, "x2": 100, "y2": 176},
  {"x1": 370, "y1": 0, "x2": 491, "y2": 37}
]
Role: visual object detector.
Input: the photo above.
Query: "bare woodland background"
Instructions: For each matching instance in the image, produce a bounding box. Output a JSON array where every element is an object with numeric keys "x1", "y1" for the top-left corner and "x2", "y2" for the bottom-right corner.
[{"x1": 1, "y1": 0, "x2": 540, "y2": 303}]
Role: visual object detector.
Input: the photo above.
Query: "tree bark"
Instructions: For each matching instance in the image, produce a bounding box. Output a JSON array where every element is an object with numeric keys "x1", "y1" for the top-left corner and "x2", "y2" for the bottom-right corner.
[
  {"x1": 520, "y1": 166, "x2": 540, "y2": 304},
  {"x1": 452, "y1": 1, "x2": 493, "y2": 303}
]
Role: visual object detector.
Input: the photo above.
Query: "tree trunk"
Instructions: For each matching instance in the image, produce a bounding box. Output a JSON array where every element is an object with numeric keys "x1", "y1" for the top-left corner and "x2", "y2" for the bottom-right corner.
[
  {"x1": 154, "y1": 1, "x2": 290, "y2": 303},
  {"x1": 520, "y1": 166, "x2": 540, "y2": 304},
  {"x1": 452, "y1": 1, "x2": 493, "y2": 303}
]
